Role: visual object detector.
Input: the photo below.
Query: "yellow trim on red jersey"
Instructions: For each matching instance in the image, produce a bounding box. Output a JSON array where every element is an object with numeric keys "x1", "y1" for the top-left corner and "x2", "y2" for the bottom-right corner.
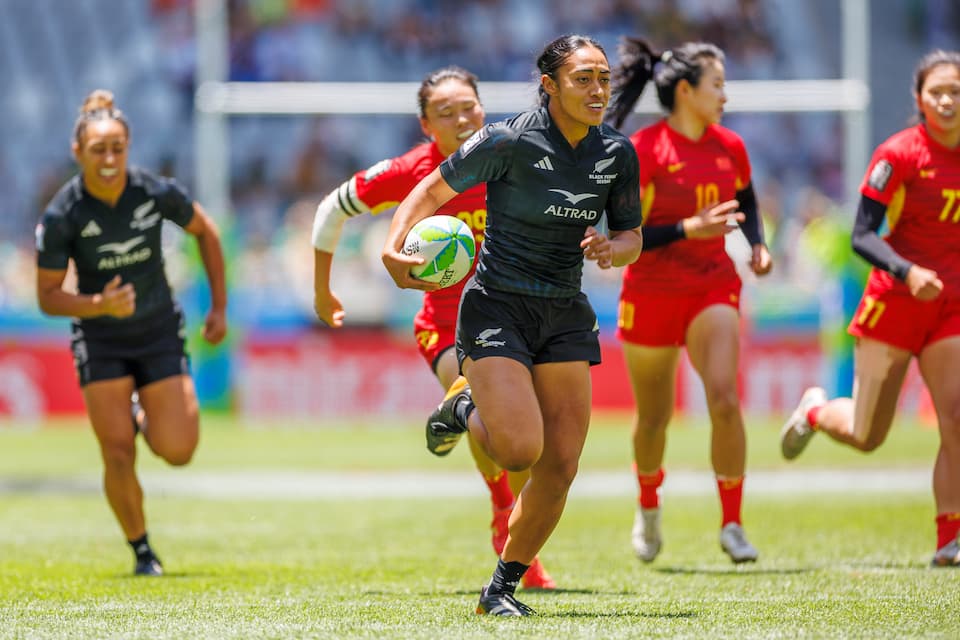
[
  {"x1": 641, "y1": 183, "x2": 656, "y2": 223},
  {"x1": 885, "y1": 184, "x2": 906, "y2": 231},
  {"x1": 370, "y1": 201, "x2": 400, "y2": 216}
]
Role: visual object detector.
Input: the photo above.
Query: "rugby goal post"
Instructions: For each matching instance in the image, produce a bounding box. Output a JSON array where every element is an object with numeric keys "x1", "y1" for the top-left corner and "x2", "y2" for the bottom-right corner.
[{"x1": 193, "y1": 0, "x2": 870, "y2": 219}]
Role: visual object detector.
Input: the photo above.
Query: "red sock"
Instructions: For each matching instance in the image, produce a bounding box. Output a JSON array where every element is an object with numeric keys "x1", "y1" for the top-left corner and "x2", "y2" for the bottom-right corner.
[
  {"x1": 936, "y1": 512, "x2": 960, "y2": 550},
  {"x1": 806, "y1": 405, "x2": 823, "y2": 430},
  {"x1": 483, "y1": 470, "x2": 515, "y2": 511},
  {"x1": 634, "y1": 464, "x2": 665, "y2": 509},
  {"x1": 717, "y1": 476, "x2": 744, "y2": 526}
]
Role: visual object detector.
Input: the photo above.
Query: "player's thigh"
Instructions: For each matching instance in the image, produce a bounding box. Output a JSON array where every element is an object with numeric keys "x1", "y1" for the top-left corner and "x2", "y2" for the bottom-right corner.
[
  {"x1": 465, "y1": 355, "x2": 542, "y2": 438},
  {"x1": 83, "y1": 376, "x2": 138, "y2": 454},
  {"x1": 850, "y1": 337, "x2": 912, "y2": 444},
  {"x1": 532, "y1": 360, "x2": 592, "y2": 471},
  {"x1": 621, "y1": 342, "x2": 680, "y2": 424},
  {"x1": 449, "y1": 346, "x2": 502, "y2": 474},
  {"x1": 919, "y1": 335, "x2": 960, "y2": 436},
  {"x1": 139, "y1": 374, "x2": 200, "y2": 448},
  {"x1": 685, "y1": 304, "x2": 740, "y2": 397}
]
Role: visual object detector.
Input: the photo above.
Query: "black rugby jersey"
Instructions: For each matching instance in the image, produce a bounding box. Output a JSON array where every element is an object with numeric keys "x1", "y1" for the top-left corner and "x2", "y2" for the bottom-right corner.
[
  {"x1": 440, "y1": 107, "x2": 640, "y2": 298},
  {"x1": 36, "y1": 167, "x2": 195, "y2": 337}
]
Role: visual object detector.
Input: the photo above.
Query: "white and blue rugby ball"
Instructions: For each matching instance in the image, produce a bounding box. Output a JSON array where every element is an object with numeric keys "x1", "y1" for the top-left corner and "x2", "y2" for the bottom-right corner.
[{"x1": 402, "y1": 216, "x2": 476, "y2": 288}]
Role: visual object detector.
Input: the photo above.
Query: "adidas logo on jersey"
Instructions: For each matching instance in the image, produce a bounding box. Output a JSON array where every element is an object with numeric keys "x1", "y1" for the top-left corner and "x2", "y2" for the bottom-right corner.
[
  {"x1": 533, "y1": 156, "x2": 554, "y2": 171},
  {"x1": 80, "y1": 220, "x2": 102, "y2": 237}
]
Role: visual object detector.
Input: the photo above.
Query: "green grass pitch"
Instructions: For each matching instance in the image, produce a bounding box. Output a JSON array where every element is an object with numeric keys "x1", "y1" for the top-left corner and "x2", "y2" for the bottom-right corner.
[{"x1": 0, "y1": 413, "x2": 955, "y2": 639}]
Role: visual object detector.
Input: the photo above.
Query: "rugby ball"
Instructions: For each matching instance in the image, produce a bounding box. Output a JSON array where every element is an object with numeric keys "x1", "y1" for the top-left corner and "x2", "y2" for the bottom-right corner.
[{"x1": 402, "y1": 216, "x2": 476, "y2": 288}]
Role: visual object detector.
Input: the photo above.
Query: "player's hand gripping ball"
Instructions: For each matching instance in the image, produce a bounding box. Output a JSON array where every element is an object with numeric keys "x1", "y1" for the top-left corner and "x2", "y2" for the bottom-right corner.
[{"x1": 402, "y1": 216, "x2": 476, "y2": 288}]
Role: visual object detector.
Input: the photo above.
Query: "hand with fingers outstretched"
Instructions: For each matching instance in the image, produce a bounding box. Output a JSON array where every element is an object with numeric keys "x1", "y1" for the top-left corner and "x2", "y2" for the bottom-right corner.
[{"x1": 682, "y1": 199, "x2": 745, "y2": 239}]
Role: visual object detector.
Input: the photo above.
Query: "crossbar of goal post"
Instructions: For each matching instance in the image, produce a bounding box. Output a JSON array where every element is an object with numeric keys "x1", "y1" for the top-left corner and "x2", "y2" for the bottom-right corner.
[
  {"x1": 192, "y1": 78, "x2": 870, "y2": 221},
  {"x1": 195, "y1": 79, "x2": 869, "y2": 115}
]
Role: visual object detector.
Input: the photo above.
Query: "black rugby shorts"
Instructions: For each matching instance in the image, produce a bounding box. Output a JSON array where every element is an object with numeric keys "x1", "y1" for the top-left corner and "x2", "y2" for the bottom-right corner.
[
  {"x1": 71, "y1": 310, "x2": 190, "y2": 388},
  {"x1": 456, "y1": 277, "x2": 601, "y2": 369}
]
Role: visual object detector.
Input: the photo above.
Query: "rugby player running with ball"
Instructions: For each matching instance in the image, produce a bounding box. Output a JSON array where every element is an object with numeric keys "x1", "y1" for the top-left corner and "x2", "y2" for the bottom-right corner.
[{"x1": 383, "y1": 35, "x2": 643, "y2": 616}]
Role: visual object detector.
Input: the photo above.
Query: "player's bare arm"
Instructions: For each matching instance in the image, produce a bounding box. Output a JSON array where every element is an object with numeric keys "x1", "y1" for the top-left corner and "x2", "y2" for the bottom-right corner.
[
  {"x1": 184, "y1": 202, "x2": 227, "y2": 344},
  {"x1": 37, "y1": 269, "x2": 135, "y2": 319},
  {"x1": 313, "y1": 249, "x2": 345, "y2": 328}
]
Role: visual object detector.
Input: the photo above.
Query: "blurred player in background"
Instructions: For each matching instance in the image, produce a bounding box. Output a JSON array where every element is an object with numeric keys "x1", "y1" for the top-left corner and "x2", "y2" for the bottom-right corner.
[
  {"x1": 311, "y1": 66, "x2": 554, "y2": 589},
  {"x1": 35, "y1": 90, "x2": 227, "y2": 576},
  {"x1": 781, "y1": 50, "x2": 960, "y2": 567},
  {"x1": 383, "y1": 35, "x2": 642, "y2": 616},
  {"x1": 607, "y1": 38, "x2": 772, "y2": 564}
]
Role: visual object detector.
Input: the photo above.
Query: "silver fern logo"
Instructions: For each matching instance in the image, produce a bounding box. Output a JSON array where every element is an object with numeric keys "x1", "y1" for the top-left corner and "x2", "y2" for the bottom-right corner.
[{"x1": 475, "y1": 328, "x2": 506, "y2": 348}]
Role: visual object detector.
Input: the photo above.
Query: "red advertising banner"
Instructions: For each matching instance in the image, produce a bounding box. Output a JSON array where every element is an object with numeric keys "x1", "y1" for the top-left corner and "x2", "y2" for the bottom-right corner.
[
  {"x1": 236, "y1": 330, "x2": 440, "y2": 418},
  {"x1": 0, "y1": 330, "x2": 933, "y2": 422},
  {"x1": 0, "y1": 340, "x2": 84, "y2": 418},
  {"x1": 236, "y1": 330, "x2": 835, "y2": 417}
]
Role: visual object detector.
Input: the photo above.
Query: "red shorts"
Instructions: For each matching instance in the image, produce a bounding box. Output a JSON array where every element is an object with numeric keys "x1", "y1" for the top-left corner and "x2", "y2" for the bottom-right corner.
[
  {"x1": 413, "y1": 308, "x2": 456, "y2": 371},
  {"x1": 848, "y1": 270, "x2": 960, "y2": 354},
  {"x1": 616, "y1": 282, "x2": 742, "y2": 347}
]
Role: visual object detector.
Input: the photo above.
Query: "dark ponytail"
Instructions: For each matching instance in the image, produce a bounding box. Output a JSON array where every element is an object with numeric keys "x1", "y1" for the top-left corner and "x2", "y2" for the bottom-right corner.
[
  {"x1": 608, "y1": 37, "x2": 660, "y2": 128},
  {"x1": 609, "y1": 38, "x2": 724, "y2": 128}
]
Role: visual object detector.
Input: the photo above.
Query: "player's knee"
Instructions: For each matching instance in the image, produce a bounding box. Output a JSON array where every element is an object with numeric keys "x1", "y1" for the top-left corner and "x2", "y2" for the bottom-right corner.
[
  {"x1": 634, "y1": 413, "x2": 670, "y2": 437},
  {"x1": 533, "y1": 456, "x2": 580, "y2": 497},
  {"x1": 550, "y1": 456, "x2": 580, "y2": 488},
  {"x1": 100, "y1": 440, "x2": 136, "y2": 469},
  {"x1": 150, "y1": 430, "x2": 198, "y2": 466},
  {"x1": 855, "y1": 435, "x2": 885, "y2": 453},
  {"x1": 939, "y1": 402, "x2": 960, "y2": 434},
  {"x1": 705, "y1": 386, "x2": 741, "y2": 423},
  {"x1": 499, "y1": 445, "x2": 541, "y2": 472},
  {"x1": 159, "y1": 444, "x2": 195, "y2": 466}
]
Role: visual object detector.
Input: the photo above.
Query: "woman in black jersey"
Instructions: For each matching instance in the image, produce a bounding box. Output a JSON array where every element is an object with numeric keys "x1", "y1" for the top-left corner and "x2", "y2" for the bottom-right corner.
[
  {"x1": 35, "y1": 90, "x2": 227, "y2": 576},
  {"x1": 383, "y1": 35, "x2": 643, "y2": 616}
]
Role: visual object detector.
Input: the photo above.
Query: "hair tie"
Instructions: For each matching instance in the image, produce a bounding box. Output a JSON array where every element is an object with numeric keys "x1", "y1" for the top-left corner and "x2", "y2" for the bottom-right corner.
[{"x1": 660, "y1": 50, "x2": 673, "y2": 63}]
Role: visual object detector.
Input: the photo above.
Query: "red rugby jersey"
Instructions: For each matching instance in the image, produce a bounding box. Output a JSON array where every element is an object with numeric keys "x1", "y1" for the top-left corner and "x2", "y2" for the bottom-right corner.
[
  {"x1": 860, "y1": 124, "x2": 960, "y2": 290},
  {"x1": 352, "y1": 142, "x2": 486, "y2": 321},
  {"x1": 622, "y1": 120, "x2": 751, "y2": 293}
]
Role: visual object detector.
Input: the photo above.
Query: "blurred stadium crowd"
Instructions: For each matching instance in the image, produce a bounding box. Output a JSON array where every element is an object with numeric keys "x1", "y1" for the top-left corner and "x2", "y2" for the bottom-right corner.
[{"x1": 1, "y1": 0, "x2": 958, "y2": 331}]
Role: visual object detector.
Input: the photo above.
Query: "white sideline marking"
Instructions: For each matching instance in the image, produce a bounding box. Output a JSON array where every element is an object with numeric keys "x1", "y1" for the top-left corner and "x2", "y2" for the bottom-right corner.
[{"x1": 0, "y1": 469, "x2": 927, "y2": 499}]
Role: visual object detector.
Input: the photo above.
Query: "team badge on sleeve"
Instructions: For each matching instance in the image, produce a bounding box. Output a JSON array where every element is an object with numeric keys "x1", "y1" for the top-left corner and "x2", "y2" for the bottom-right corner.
[
  {"x1": 459, "y1": 127, "x2": 487, "y2": 157},
  {"x1": 867, "y1": 160, "x2": 893, "y2": 191}
]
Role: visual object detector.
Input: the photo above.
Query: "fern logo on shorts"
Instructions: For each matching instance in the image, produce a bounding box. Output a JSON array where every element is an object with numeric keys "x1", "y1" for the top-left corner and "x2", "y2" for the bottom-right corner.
[{"x1": 475, "y1": 327, "x2": 506, "y2": 348}]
